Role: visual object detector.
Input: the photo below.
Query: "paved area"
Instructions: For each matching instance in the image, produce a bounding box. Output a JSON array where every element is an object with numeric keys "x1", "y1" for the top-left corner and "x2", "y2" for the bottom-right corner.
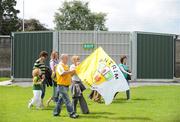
[{"x1": 0, "y1": 80, "x2": 180, "y2": 88}]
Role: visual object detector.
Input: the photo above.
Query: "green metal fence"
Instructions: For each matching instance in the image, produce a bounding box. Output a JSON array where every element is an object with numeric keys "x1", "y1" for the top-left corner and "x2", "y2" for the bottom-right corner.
[
  {"x1": 12, "y1": 32, "x2": 53, "y2": 78},
  {"x1": 137, "y1": 32, "x2": 174, "y2": 79}
]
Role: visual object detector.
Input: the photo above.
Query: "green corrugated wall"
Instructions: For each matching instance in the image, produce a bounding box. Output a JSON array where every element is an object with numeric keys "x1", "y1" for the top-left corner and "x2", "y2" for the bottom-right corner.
[
  {"x1": 12, "y1": 32, "x2": 53, "y2": 78},
  {"x1": 137, "y1": 33, "x2": 174, "y2": 79}
]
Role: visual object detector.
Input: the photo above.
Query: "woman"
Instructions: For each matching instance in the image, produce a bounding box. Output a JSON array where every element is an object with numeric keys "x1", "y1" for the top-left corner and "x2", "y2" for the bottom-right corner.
[
  {"x1": 115, "y1": 56, "x2": 132, "y2": 100},
  {"x1": 46, "y1": 51, "x2": 59, "y2": 106},
  {"x1": 70, "y1": 56, "x2": 89, "y2": 114}
]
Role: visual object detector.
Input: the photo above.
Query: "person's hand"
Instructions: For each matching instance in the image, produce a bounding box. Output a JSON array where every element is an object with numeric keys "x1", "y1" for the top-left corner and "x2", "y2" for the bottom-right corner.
[
  {"x1": 129, "y1": 73, "x2": 132, "y2": 76},
  {"x1": 42, "y1": 74, "x2": 45, "y2": 80},
  {"x1": 70, "y1": 69, "x2": 76, "y2": 74}
]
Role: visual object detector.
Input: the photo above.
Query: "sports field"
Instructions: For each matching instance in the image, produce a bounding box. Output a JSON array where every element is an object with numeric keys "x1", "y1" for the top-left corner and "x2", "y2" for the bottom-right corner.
[{"x1": 0, "y1": 85, "x2": 180, "y2": 122}]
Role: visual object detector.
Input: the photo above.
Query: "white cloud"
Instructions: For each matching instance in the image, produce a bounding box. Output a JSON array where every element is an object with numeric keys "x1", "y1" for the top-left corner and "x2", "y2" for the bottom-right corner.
[{"x1": 15, "y1": 0, "x2": 180, "y2": 34}]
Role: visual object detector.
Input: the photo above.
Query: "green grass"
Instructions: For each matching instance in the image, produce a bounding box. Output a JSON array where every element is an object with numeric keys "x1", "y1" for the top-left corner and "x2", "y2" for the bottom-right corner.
[
  {"x1": 0, "y1": 77, "x2": 11, "y2": 82},
  {"x1": 0, "y1": 85, "x2": 180, "y2": 122}
]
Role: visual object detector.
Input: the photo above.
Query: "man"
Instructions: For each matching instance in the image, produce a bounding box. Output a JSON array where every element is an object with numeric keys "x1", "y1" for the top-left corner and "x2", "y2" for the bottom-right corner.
[
  {"x1": 33, "y1": 51, "x2": 48, "y2": 107},
  {"x1": 53, "y1": 54, "x2": 79, "y2": 119}
]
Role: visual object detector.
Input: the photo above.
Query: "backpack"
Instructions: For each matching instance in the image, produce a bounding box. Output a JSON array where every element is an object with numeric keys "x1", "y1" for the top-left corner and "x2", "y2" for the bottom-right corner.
[{"x1": 45, "y1": 66, "x2": 53, "y2": 87}]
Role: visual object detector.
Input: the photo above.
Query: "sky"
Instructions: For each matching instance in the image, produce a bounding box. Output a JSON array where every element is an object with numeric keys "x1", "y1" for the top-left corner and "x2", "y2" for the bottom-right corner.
[{"x1": 15, "y1": 0, "x2": 180, "y2": 34}]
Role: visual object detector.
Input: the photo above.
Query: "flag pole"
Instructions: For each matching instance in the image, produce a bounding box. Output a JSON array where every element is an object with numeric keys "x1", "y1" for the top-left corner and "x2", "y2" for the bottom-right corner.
[{"x1": 22, "y1": 0, "x2": 24, "y2": 31}]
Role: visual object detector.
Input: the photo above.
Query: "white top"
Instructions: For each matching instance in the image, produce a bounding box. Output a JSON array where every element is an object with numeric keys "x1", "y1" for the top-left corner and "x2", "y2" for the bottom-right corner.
[{"x1": 70, "y1": 64, "x2": 81, "y2": 81}]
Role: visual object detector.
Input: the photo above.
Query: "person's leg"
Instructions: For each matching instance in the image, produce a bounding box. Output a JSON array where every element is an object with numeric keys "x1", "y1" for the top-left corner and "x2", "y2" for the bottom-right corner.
[
  {"x1": 53, "y1": 86, "x2": 63, "y2": 116},
  {"x1": 61, "y1": 86, "x2": 74, "y2": 115},
  {"x1": 41, "y1": 82, "x2": 46, "y2": 99},
  {"x1": 28, "y1": 90, "x2": 37, "y2": 108},
  {"x1": 36, "y1": 90, "x2": 42, "y2": 108},
  {"x1": 63, "y1": 86, "x2": 79, "y2": 118},
  {"x1": 126, "y1": 90, "x2": 130, "y2": 100},
  {"x1": 126, "y1": 80, "x2": 130, "y2": 100},
  {"x1": 94, "y1": 91, "x2": 101, "y2": 103},
  {"x1": 46, "y1": 81, "x2": 55, "y2": 106},
  {"x1": 72, "y1": 98, "x2": 78, "y2": 113},
  {"x1": 79, "y1": 95, "x2": 89, "y2": 114},
  {"x1": 54, "y1": 86, "x2": 59, "y2": 102},
  {"x1": 46, "y1": 97, "x2": 53, "y2": 106},
  {"x1": 88, "y1": 90, "x2": 94, "y2": 99},
  {"x1": 114, "y1": 92, "x2": 119, "y2": 99},
  {"x1": 53, "y1": 81, "x2": 58, "y2": 102},
  {"x1": 41, "y1": 82, "x2": 46, "y2": 107}
]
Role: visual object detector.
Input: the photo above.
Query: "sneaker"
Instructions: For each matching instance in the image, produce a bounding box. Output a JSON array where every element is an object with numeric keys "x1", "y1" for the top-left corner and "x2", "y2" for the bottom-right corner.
[
  {"x1": 53, "y1": 114, "x2": 60, "y2": 117},
  {"x1": 40, "y1": 102, "x2": 45, "y2": 109},
  {"x1": 69, "y1": 114, "x2": 79, "y2": 119},
  {"x1": 28, "y1": 103, "x2": 32, "y2": 109},
  {"x1": 127, "y1": 98, "x2": 131, "y2": 101},
  {"x1": 83, "y1": 111, "x2": 90, "y2": 114},
  {"x1": 74, "y1": 113, "x2": 79, "y2": 118}
]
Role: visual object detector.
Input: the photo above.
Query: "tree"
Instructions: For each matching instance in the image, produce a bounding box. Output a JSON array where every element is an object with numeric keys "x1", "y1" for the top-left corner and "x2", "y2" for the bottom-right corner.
[
  {"x1": 0, "y1": 0, "x2": 20, "y2": 35},
  {"x1": 17, "y1": 19, "x2": 49, "y2": 31},
  {"x1": 54, "y1": 0, "x2": 108, "y2": 31}
]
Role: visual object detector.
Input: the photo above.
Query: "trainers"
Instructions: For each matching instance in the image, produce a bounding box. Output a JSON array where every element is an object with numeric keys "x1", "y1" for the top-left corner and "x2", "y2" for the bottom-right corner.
[
  {"x1": 69, "y1": 114, "x2": 79, "y2": 119},
  {"x1": 28, "y1": 103, "x2": 32, "y2": 109},
  {"x1": 53, "y1": 114, "x2": 60, "y2": 117}
]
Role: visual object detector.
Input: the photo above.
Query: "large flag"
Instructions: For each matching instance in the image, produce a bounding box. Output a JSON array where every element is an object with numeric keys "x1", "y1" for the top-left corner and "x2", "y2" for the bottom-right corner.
[{"x1": 76, "y1": 47, "x2": 129, "y2": 105}]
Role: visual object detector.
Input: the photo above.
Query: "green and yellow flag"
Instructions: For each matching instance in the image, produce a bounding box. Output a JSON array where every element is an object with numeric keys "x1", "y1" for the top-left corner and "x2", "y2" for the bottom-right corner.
[{"x1": 76, "y1": 47, "x2": 129, "y2": 105}]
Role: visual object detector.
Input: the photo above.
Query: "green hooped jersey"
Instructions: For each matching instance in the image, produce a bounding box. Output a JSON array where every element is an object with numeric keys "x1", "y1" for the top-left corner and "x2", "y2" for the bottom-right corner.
[
  {"x1": 32, "y1": 76, "x2": 42, "y2": 90},
  {"x1": 33, "y1": 59, "x2": 46, "y2": 75}
]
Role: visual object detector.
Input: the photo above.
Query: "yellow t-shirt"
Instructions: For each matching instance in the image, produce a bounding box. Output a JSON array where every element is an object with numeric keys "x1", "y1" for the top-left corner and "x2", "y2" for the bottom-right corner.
[{"x1": 56, "y1": 63, "x2": 72, "y2": 86}]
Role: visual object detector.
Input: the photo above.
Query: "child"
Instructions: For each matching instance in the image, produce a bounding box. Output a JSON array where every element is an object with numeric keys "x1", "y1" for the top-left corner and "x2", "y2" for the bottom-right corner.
[{"x1": 28, "y1": 68, "x2": 43, "y2": 109}]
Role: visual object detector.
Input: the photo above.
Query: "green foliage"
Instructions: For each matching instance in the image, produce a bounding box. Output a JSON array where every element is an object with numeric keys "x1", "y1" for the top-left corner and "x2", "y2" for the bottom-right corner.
[
  {"x1": 0, "y1": 86, "x2": 180, "y2": 122},
  {"x1": 54, "y1": 0, "x2": 108, "y2": 31},
  {"x1": 18, "y1": 19, "x2": 49, "y2": 31},
  {"x1": 0, "y1": 0, "x2": 20, "y2": 35}
]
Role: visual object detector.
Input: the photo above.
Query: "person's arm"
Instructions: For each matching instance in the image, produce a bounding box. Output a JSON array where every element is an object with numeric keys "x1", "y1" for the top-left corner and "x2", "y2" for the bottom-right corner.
[
  {"x1": 57, "y1": 65, "x2": 75, "y2": 76},
  {"x1": 36, "y1": 79, "x2": 43, "y2": 84},
  {"x1": 119, "y1": 66, "x2": 132, "y2": 76},
  {"x1": 70, "y1": 64, "x2": 76, "y2": 76},
  {"x1": 33, "y1": 77, "x2": 42, "y2": 85},
  {"x1": 50, "y1": 61, "x2": 55, "y2": 72}
]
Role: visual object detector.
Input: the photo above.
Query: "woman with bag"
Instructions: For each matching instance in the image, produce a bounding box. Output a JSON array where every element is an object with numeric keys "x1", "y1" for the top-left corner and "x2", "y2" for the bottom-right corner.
[
  {"x1": 114, "y1": 56, "x2": 132, "y2": 100},
  {"x1": 70, "y1": 56, "x2": 89, "y2": 114},
  {"x1": 46, "y1": 51, "x2": 59, "y2": 106}
]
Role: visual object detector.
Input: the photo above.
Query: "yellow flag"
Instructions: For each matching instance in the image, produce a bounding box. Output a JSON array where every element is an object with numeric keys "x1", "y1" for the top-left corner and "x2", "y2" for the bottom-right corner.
[{"x1": 76, "y1": 47, "x2": 129, "y2": 105}]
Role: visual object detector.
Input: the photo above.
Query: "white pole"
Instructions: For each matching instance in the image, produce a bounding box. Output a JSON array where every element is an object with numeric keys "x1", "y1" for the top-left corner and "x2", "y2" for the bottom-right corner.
[{"x1": 23, "y1": 0, "x2": 24, "y2": 31}]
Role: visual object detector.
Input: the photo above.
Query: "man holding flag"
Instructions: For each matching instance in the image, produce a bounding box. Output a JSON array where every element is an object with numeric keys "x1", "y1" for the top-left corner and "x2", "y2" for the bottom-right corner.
[{"x1": 53, "y1": 54, "x2": 79, "y2": 118}]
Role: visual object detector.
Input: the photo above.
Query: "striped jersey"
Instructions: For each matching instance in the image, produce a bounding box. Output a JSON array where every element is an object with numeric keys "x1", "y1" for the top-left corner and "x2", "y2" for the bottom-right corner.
[{"x1": 33, "y1": 59, "x2": 46, "y2": 75}]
